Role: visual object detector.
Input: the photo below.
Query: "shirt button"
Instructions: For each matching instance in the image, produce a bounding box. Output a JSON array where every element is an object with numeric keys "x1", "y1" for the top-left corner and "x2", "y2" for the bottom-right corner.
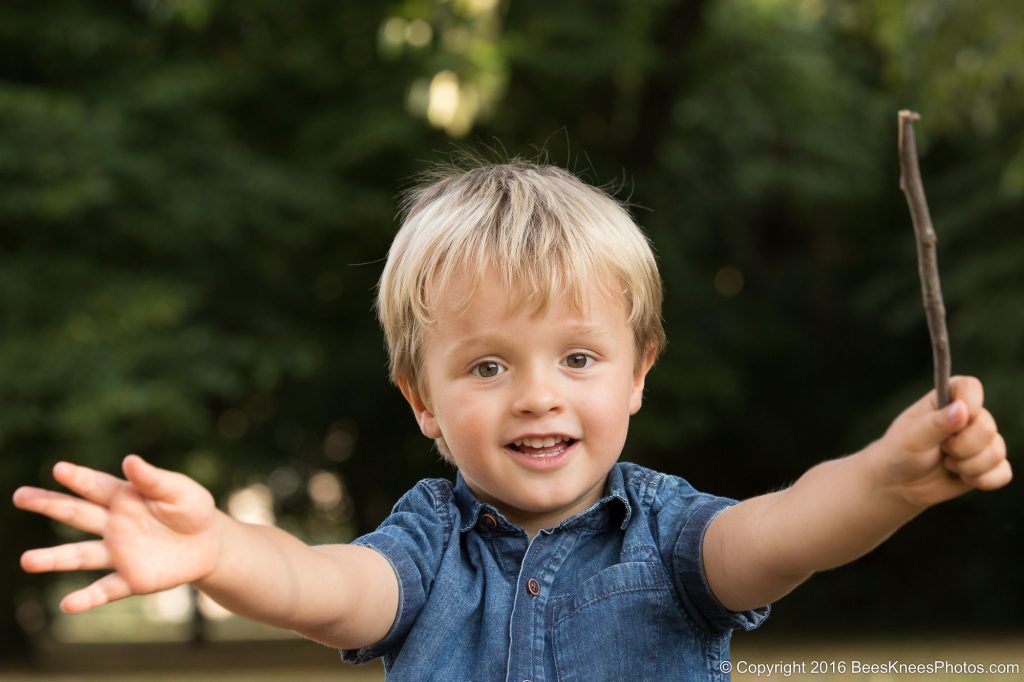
[
  {"x1": 481, "y1": 512, "x2": 498, "y2": 529},
  {"x1": 526, "y1": 578, "x2": 540, "y2": 596}
]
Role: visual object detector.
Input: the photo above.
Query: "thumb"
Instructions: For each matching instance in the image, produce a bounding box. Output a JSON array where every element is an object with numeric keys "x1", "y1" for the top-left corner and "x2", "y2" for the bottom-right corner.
[
  {"x1": 123, "y1": 455, "x2": 215, "y2": 534},
  {"x1": 903, "y1": 400, "x2": 968, "y2": 452},
  {"x1": 122, "y1": 454, "x2": 185, "y2": 504}
]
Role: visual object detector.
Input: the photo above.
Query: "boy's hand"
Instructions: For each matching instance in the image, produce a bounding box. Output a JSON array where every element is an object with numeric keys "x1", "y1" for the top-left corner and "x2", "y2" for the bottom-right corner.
[
  {"x1": 874, "y1": 375, "x2": 1012, "y2": 509},
  {"x1": 12, "y1": 455, "x2": 222, "y2": 614}
]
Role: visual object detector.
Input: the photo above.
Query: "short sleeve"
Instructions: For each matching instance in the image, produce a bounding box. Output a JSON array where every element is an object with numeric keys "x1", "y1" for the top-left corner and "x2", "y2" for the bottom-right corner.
[
  {"x1": 652, "y1": 473, "x2": 770, "y2": 634},
  {"x1": 339, "y1": 480, "x2": 452, "y2": 665}
]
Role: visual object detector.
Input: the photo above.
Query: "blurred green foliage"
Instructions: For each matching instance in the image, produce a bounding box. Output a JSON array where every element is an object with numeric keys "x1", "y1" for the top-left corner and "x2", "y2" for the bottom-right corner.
[{"x1": 2, "y1": 0, "x2": 1022, "y2": 656}]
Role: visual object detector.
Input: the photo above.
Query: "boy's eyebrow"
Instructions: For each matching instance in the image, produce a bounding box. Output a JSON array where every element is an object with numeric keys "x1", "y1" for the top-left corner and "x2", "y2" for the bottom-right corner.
[{"x1": 447, "y1": 334, "x2": 501, "y2": 357}]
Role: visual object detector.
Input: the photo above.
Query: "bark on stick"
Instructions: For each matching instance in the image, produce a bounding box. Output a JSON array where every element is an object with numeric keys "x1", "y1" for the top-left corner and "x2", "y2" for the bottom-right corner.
[{"x1": 898, "y1": 110, "x2": 951, "y2": 407}]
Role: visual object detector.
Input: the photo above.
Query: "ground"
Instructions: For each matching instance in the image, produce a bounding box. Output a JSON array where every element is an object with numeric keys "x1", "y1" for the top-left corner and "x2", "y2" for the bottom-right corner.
[{"x1": 0, "y1": 635, "x2": 1020, "y2": 681}]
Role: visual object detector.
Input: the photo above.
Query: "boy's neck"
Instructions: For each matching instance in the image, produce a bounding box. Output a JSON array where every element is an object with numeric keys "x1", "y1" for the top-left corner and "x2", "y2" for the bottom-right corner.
[{"x1": 462, "y1": 472, "x2": 612, "y2": 540}]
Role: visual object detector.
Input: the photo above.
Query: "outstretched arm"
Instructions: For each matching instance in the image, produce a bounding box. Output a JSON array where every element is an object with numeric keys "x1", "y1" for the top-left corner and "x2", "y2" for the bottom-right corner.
[
  {"x1": 703, "y1": 376, "x2": 1012, "y2": 612},
  {"x1": 13, "y1": 455, "x2": 398, "y2": 649}
]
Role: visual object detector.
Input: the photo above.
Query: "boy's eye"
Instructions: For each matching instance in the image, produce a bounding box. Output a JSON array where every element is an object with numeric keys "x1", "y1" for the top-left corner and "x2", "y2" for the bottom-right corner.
[
  {"x1": 472, "y1": 361, "x2": 504, "y2": 378},
  {"x1": 564, "y1": 353, "x2": 593, "y2": 369}
]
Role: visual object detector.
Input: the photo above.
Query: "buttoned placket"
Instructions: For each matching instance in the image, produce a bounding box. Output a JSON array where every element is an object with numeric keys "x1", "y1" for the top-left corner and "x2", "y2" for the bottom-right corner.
[{"x1": 503, "y1": 526, "x2": 582, "y2": 682}]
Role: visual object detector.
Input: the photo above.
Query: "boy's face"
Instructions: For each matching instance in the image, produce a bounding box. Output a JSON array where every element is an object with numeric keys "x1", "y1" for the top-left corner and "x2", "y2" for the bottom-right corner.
[{"x1": 400, "y1": 269, "x2": 655, "y2": 537}]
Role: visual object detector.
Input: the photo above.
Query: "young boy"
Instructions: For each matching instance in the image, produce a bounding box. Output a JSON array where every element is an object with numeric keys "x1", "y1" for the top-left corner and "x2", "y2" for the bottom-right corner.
[{"x1": 13, "y1": 160, "x2": 1012, "y2": 681}]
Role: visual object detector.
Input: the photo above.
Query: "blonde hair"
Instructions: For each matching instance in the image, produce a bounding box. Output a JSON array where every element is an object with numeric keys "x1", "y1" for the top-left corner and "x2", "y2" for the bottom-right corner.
[{"x1": 376, "y1": 158, "x2": 666, "y2": 399}]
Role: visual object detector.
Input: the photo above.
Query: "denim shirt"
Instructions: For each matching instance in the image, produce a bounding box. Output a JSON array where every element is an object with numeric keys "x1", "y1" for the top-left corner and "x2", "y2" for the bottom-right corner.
[{"x1": 340, "y1": 461, "x2": 770, "y2": 681}]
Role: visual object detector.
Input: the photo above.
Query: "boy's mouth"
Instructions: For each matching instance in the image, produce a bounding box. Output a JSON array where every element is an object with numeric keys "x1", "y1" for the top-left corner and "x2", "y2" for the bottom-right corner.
[{"x1": 505, "y1": 436, "x2": 578, "y2": 458}]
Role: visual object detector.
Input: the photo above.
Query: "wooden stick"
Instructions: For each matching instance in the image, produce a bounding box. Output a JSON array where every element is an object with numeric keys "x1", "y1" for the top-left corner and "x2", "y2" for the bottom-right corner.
[{"x1": 898, "y1": 110, "x2": 951, "y2": 408}]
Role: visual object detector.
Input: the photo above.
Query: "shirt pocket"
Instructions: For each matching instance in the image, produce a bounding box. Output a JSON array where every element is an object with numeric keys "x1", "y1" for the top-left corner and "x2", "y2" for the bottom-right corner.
[{"x1": 550, "y1": 561, "x2": 713, "y2": 682}]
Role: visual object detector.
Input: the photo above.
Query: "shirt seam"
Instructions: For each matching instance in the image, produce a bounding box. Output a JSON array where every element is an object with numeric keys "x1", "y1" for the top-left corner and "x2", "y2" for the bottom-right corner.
[
  {"x1": 646, "y1": 472, "x2": 710, "y2": 639},
  {"x1": 426, "y1": 479, "x2": 456, "y2": 574},
  {"x1": 554, "y1": 579, "x2": 668, "y2": 625},
  {"x1": 425, "y1": 478, "x2": 455, "y2": 537}
]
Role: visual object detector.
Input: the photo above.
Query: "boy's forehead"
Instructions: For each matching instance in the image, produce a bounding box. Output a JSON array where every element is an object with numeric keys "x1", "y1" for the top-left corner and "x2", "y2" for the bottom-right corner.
[
  {"x1": 423, "y1": 269, "x2": 631, "y2": 349},
  {"x1": 432, "y1": 267, "x2": 613, "y2": 324}
]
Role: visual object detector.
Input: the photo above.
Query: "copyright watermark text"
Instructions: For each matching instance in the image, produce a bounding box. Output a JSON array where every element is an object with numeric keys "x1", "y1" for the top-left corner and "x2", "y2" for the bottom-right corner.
[{"x1": 720, "y1": 659, "x2": 1021, "y2": 676}]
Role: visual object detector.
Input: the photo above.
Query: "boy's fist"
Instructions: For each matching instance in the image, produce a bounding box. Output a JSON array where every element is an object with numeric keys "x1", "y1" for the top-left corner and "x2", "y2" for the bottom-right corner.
[
  {"x1": 876, "y1": 376, "x2": 1012, "y2": 508},
  {"x1": 12, "y1": 455, "x2": 223, "y2": 613}
]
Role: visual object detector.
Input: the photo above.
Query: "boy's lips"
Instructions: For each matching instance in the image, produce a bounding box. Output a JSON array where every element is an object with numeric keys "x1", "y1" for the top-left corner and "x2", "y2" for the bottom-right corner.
[{"x1": 504, "y1": 438, "x2": 579, "y2": 469}]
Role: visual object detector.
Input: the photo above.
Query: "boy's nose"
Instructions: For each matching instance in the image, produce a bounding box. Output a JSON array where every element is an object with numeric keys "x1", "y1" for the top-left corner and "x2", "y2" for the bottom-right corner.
[{"x1": 511, "y1": 370, "x2": 564, "y2": 416}]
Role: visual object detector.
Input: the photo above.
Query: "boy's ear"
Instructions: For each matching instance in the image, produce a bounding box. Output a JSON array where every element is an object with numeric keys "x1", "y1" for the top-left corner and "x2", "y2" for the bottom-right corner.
[
  {"x1": 629, "y1": 345, "x2": 658, "y2": 415},
  {"x1": 398, "y1": 377, "x2": 442, "y2": 439}
]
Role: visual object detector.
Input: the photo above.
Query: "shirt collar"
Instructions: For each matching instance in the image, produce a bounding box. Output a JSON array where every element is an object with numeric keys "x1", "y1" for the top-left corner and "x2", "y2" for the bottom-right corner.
[{"x1": 452, "y1": 463, "x2": 633, "y2": 535}]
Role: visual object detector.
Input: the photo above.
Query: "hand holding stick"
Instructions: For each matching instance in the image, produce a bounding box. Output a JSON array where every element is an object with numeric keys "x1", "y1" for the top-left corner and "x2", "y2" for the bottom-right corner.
[{"x1": 898, "y1": 110, "x2": 951, "y2": 408}]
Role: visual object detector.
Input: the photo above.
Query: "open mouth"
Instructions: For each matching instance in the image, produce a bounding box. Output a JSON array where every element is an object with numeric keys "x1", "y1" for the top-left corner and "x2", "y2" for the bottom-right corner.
[{"x1": 505, "y1": 437, "x2": 578, "y2": 458}]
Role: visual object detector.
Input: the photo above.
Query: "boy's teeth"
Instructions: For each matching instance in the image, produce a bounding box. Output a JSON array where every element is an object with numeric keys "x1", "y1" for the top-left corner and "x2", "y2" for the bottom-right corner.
[{"x1": 514, "y1": 436, "x2": 567, "y2": 448}]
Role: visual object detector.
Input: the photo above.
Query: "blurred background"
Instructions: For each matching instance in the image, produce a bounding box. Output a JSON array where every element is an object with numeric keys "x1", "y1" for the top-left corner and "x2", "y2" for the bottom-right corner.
[{"x1": 1, "y1": 0, "x2": 1021, "y2": 679}]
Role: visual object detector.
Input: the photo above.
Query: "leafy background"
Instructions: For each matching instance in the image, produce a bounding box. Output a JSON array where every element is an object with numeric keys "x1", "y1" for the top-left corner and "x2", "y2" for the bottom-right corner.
[{"x1": 2, "y1": 0, "x2": 1021, "y2": 660}]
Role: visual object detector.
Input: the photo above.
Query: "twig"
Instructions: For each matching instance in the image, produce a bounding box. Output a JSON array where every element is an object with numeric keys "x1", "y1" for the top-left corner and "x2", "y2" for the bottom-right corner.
[{"x1": 898, "y1": 110, "x2": 951, "y2": 408}]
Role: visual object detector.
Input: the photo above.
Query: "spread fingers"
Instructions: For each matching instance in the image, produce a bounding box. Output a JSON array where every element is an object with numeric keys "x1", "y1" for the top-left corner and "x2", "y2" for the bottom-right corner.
[
  {"x1": 21, "y1": 541, "x2": 111, "y2": 573},
  {"x1": 12, "y1": 487, "x2": 109, "y2": 535},
  {"x1": 52, "y1": 461, "x2": 126, "y2": 507},
  {"x1": 60, "y1": 572, "x2": 133, "y2": 614}
]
